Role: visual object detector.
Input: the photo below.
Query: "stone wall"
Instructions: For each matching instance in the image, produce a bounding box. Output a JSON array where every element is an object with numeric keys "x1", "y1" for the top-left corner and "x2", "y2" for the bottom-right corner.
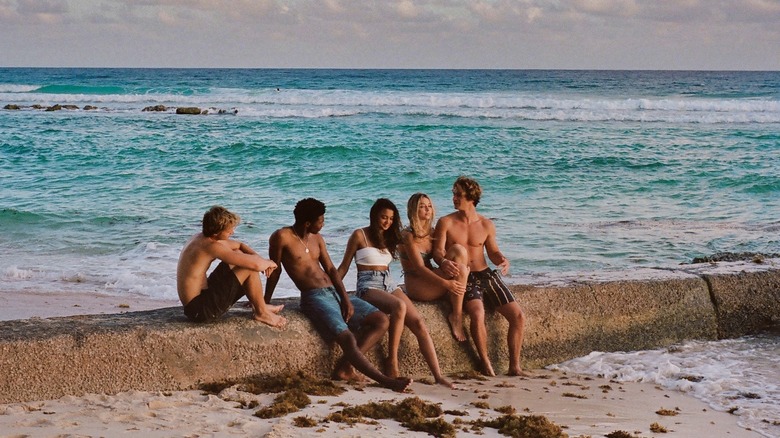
[{"x1": 1, "y1": 259, "x2": 778, "y2": 404}]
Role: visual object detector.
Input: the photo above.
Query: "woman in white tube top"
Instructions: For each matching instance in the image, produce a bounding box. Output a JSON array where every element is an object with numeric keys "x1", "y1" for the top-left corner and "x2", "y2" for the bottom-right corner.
[{"x1": 338, "y1": 198, "x2": 454, "y2": 388}]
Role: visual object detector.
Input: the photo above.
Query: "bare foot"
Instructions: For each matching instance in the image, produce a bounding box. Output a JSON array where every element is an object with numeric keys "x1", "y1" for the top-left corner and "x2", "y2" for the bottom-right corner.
[
  {"x1": 384, "y1": 357, "x2": 400, "y2": 379},
  {"x1": 267, "y1": 304, "x2": 284, "y2": 314},
  {"x1": 508, "y1": 368, "x2": 534, "y2": 377},
  {"x1": 332, "y1": 362, "x2": 366, "y2": 383},
  {"x1": 447, "y1": 313, "x2": 466, "y2": 342},
  {"x1": 480, "y1": 361, "x2": 496, "y2": 377},
  {"x1": 435, "y1": 376, "x2": 456, "y2": 389},
  {"x1": 253, "y1": 311, "x2": 287, "y2": 328},
  {"x1": 385, "y1": 377, "x2": 413, "y2": 393}
]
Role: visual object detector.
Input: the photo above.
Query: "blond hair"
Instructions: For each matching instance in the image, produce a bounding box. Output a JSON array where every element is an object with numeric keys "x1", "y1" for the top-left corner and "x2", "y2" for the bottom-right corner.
[
  {"x1": 202, "y1": 206, "x2": 240, "y2": 237},
  {"x1": 406, "y1": 193, "x2": 435, "y2": 238}
]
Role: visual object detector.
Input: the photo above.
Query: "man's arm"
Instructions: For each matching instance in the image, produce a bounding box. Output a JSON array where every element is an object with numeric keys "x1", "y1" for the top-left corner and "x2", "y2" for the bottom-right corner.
[
  {"x1": 484, "y1": 220, "x2": 510, "y2": 275},
  {"x1": 210, "y1": 239, "x2": 272, "y2": 272},
  {"x1": 264, "y1": 231, "x2": 284, "y2": 303},
  {"x1": 336, "y1": 230, "x2": 360, "y2": 280},
  {"x1": 319, "y1": 236, "x2": 354, "y2": 322}
]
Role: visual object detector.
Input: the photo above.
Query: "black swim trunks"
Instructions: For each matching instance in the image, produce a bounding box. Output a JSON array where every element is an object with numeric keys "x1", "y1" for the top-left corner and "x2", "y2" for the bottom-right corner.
[
  {"x1": 183, "y1": 262, "x2": 246, "y2": 322},
  {"x1": 464, "y1": 268, "x2": 516, "y2": 308}
]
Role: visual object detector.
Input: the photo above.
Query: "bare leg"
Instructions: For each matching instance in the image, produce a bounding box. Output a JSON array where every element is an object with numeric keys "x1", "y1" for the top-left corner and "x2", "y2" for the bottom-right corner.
[
  {"x1": 333, "y1": 310, "x2": 389, "y2": 382},
  {"x1": 464, "y1": 299, "x2": 494, "y2": 376},
  {"x1": 332, "y1": 313, "x2": 412, "y2": 392},
  {"x1": 445, "y1": 245, "x2": 469, "y2": 342},
  {"x1": 393, "y1": 290, "x2": 455, "y2": 389},
  {"x1": 497, "y1": 302, "x2": 529, "y2": 376},
  {"x1": 360, "y1": 289, "x2": 407, "y2": 377},
  {"x1": 234, "y1": 267, "x2": 287, "y2": 328}
]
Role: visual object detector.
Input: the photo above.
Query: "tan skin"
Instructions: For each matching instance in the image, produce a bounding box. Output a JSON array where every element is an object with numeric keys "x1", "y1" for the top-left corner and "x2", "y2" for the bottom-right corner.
[
  {"x1": 265, "y1": 214, "x2": 412, "y2": 392},
  {"x1": 398, "y1": 195, "x2": 470, "y2": 341},
  {"x1": 337, "y1": 208, "x2": 455, "y2": 389},
  {"x1": 433, "y1": 185, "x2": 528, "y2": 377},
  {"x1": 176, "y1": 225, "x2": 286, "y2": 327}
]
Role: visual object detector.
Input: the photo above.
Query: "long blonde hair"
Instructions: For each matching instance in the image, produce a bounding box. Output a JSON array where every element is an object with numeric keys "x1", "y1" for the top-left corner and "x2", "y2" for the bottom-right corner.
[{"x1": 406, "y1": 193, "x2": 435, "y2": 238}]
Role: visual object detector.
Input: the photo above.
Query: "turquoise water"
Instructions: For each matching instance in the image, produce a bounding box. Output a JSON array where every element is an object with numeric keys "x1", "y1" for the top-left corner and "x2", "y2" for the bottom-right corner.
[
  {"x1": 1, "y1": 69, "x2": 779, "y2": 436},
  {"x1": 1, "y1": 68, "x2": 779, "y2": 299}
]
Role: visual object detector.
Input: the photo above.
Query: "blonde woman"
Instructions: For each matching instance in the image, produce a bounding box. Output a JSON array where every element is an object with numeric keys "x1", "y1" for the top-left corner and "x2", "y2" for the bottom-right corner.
[
  {"x1": 398, "y1": 193, "x2": 469, "y2": 341},
  {"x1": 338, "y1": 198, "x2": 454, "y2": 388}
]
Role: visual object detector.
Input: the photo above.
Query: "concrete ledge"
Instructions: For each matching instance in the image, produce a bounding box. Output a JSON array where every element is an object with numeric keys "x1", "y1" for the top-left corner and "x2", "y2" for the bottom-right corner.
[{"x1": 1, "y1": 260, "x2": 778, "y2": 404}]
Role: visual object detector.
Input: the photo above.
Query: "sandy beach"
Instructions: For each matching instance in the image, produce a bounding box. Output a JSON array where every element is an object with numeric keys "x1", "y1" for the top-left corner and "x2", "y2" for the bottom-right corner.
[
  {"x1": 0, "y1": 366, "x2": 758, "y2": 438},
  {"x1": 0, "y1": 290, "x2": 762, "y2": 438}
]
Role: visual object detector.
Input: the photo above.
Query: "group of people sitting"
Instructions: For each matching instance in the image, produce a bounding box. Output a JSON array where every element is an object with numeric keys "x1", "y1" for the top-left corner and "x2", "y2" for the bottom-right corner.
[{"x1": 176, "y1": 176, "x2": 527, "y2": 392}]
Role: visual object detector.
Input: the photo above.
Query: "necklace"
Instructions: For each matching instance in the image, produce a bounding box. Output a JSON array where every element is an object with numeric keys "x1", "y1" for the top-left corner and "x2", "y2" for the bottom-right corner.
[{"x1": 293, "y1": 228, "x2": 310, "y2": 253}]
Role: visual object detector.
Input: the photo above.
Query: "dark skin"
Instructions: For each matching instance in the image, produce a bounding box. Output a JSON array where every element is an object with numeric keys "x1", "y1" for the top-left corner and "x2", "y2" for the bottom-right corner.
[{"x1": 265, "y1": 214, "x2": 412, "y2": 392}]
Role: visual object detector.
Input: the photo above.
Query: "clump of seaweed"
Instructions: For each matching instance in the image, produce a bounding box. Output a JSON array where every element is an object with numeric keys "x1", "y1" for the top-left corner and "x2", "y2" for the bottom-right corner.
[
  {"x1": 495, "y1": 405, "x2": 516, "y2": 415},
  {"x1": 562, "y1": 392, "x2": 588, "y2": 399},
  {"x1": 606, "y1": 431, "x2": 633, "y2": 438},
  {"x1": 650, "y1": 422, "x2": 668, "y2": 433},
  {"x1": 326, "y1": 397, "x2": 455, "y2": 437},
  {"x1": 470, "y1": 414, "x2": 567, "y2": 438},
  {"x1": 200, "y1": 371, "x2": 345, "y2": 397},
  {"x1": 293, "y1": 416, "x2": 318, "y2": 427},
  {"x1": 254, "y1": 388, "x2": 311, "y2": 419},
  {"x1": 655, "y1": 408, "x2": 679, "y2": 416},
  {"x1": 450, "y1": 370, "x2": 489, "y2": 381}
]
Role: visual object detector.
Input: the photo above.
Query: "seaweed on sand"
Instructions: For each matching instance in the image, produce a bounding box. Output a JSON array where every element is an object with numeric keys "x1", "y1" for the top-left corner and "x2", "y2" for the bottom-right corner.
[
  {"x1": 469, "y1": 414, "x2": 568, "y2": 438},
  {"x1": 326, "y1": 397, "x2": 456, "y2": 437},
  {"x1": 254, "y1": 388, "x2": 311, "y2": 419},
  {"x1": 199, "y1": 370, "x2": 345, "y2": 396}
]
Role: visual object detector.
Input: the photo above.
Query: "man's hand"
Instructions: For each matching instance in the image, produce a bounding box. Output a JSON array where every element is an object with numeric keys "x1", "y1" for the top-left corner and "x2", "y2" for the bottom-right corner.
[
  {"x1": 341, "y1": 298, "x2": 355, "y2": 322},
  {"x1": 497, "y1": 258, "x2": 510, "y2": 276}
]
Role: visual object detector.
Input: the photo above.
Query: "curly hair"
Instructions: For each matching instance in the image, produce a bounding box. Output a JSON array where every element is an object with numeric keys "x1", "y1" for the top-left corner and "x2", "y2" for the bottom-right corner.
[
  {"x1": 294, "y1": 198, "x2": 326, "y2": 225},
  {"x1": 454, "y1": 176, "x2": 482, "y2": 206}
]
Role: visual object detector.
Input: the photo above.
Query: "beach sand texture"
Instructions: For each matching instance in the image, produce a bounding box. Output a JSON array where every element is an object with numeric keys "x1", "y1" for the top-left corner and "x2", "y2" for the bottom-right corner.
[{"x1": 1, "y1": 259, "x2": 778, "y2": 437}]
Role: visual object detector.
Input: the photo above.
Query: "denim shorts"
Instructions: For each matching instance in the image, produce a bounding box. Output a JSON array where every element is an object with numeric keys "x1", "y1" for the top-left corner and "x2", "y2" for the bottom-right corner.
[
  {"x1": 356, "y1": 269, "x2": 398, "y2": 297},
  {"x1": 300, "y1": 286, "x2": 379, "y2": 343}
]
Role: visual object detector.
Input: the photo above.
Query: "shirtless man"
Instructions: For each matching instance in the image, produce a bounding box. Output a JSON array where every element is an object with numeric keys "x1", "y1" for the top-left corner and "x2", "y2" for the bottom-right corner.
[
  {"x1": 177, "y1": 206, "x2": 286, "y2": 327},
  {"x1": 433, "y1": 177, "x2": 527, "y2": 376},
  {"x1": 264, "y1": 198, "x2": 412, "y2": 392}
]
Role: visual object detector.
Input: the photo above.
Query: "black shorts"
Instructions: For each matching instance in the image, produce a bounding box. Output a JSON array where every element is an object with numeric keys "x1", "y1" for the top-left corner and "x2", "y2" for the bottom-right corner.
[
  {"x1": 464, "y1": 268, "x2": 515, "y2": 308},
  {"x1": 183, "y1": 262, "x2": 246, "y2": 322}
]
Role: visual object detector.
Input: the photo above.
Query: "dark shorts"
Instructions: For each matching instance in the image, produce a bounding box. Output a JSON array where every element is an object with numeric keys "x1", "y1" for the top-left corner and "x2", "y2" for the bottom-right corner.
[
  {"x1": 300, "y1": 286, "x2": 380, "y2": 343},
  {"x1": 464, "y1": 268, "x2": 516, "y2": 308},
  {"x1": 183, "y1": 262, "x2": 246, "y2": 323}
]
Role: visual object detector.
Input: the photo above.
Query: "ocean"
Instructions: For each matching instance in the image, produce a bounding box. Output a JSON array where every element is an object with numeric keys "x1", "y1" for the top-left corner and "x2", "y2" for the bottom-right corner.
[{"x1": 1, "y1": 68, "x2": 778, "y2": 436}]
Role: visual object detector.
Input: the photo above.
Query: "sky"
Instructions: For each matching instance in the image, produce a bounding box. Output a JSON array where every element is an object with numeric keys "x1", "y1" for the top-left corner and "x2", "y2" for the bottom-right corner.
[{"x1": 1, "y1": 0, "x2": 779, "y2": 70}]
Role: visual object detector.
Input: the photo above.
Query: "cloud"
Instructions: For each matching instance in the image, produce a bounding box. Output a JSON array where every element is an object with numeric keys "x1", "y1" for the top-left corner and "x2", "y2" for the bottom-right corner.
[{"x1": 0, "y1": 0, "x2": 777, "y2": 68}]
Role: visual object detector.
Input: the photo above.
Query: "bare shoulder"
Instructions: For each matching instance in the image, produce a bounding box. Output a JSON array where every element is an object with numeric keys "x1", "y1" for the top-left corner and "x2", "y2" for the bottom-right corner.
[
  {"x1": 479, "y1": 214, "x2": 497, "y2": 229},
  {"x1": 437, "y1": 213, "x2": 458, "y2": 226},
  {"x1": 270, "y1": 227, "x2": 290, "y2": 243}
]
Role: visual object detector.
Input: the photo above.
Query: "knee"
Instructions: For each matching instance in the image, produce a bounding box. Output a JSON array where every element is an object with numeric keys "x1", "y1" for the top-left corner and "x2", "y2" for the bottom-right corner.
[
  {"x1": 506, "y1": 306, "x2": 525, "y2": 327},
  {"x1": 447, "y1": 244, "x2": 469, "y2": 263},
  {"x1": 407, "y1": 316, "x2": 425, "y2": 334},
  {"x1": 466, "y1": 304, "x2": 485, "y2": 322},
  {"x1": 393, "y1": 300, "x2": 407, "y2": 318},
  {"x1": 335, "y1": 330, "x2": 358, "y2": 349},
  {"x1": 365, "y1": 311, "x2": 390, "y2": 331}
]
